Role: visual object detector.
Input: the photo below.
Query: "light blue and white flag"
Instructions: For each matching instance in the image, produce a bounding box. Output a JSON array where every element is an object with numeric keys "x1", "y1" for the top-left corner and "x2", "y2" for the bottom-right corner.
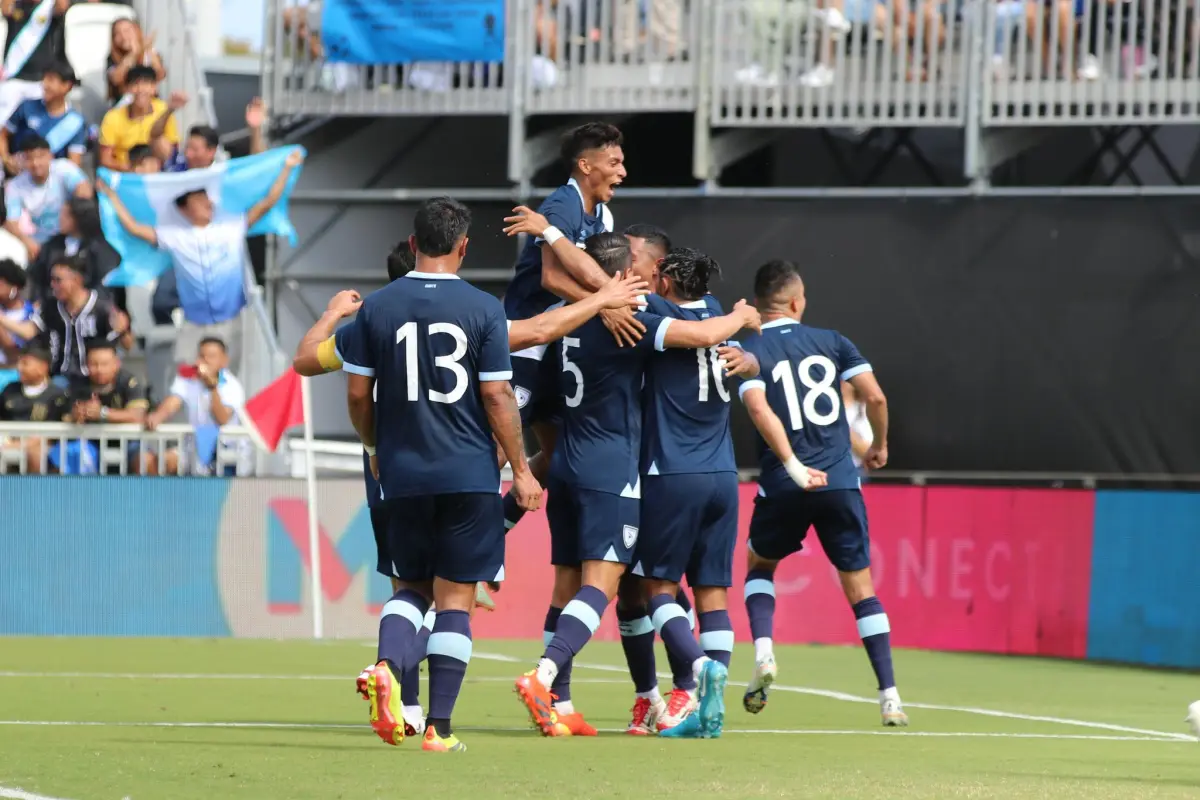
[
  {"x1": 98, "y1": 146, "x2": 305, "y2": 288},
  {"x1": 2, "y1": 0, "x2": 56, "y2": 79}
]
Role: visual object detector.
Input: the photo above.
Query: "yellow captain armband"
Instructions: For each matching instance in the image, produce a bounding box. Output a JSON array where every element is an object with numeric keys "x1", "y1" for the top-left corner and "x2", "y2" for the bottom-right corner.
[{"x1": 316, "y1": 336, "x2": 343, "y2": 373}]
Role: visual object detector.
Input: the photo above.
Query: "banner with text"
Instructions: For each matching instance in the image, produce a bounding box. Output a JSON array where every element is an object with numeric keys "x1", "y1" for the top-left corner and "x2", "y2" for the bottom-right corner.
[{"x1": 321, "y1": 0, "x2": 506, "y2": 64}]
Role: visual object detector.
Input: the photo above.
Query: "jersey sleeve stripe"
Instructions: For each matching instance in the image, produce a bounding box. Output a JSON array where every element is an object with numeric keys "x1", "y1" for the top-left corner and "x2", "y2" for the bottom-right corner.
[
  {"x1": 653, "y1": 318, "x2": 674, "y2": 352},
  {"x1": 341, "y1": 362, "x2": 375, "y2": 377},
  {"x1": 512, "y1": 343, "x2": 548, "y2": 361},
  {"x1": 841, "y1": 363, "x2": 873, "y2": 381},
  {"x1": 479, "y1": 370, "x2": 513, "y2": 381},
  {"x1": 738, "y1": 378, "x2": 766, "y2": 401}
]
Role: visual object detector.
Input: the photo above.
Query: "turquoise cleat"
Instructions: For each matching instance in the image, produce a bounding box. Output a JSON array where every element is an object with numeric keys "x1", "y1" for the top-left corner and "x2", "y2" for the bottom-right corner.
[
  {"x1": 697, "y1": 659, "x2": 728, "y2": 739},
  {"x1": 658, "y1": 710, "x2": 703, "y2": 738}
]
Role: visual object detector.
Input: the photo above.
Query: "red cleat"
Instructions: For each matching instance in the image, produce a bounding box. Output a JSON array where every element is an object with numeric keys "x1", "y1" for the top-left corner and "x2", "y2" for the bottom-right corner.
[{"x1": 514, "y1": 670, "x2": 558, "y2": 735}]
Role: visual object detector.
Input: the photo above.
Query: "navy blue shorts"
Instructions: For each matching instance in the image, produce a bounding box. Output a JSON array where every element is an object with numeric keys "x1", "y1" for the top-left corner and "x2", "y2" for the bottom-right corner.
[
  {"x1": 546, "y1": 478, "x2": 640, "y2": 567},
  {"x1": 636, "y1": 473, "x2": 739, "y2": 587},
  {"x1": 748, "y1": 489, "x2": 871, "y2": 573},
  {"x1": 383, "y1": 492, "x2": 505, "y2": 583},
  {"x1": 369, "y1": 504, "x2": 394, "y2": 579},
  {"x1": 511, "y1": 354, "x2": 561, "y2": 427}
]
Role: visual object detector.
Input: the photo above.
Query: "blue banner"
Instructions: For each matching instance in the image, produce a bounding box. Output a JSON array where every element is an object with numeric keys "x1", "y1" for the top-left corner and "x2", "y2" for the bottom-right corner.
[{"x1": 321, "y1": 0, "x2": 506, "y2": 64}]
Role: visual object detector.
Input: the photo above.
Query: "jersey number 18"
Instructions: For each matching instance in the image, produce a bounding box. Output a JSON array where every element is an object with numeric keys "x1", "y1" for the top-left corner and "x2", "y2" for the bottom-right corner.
[{"x1": 771, "y1": 354, "x2": 839, "y2": 430}]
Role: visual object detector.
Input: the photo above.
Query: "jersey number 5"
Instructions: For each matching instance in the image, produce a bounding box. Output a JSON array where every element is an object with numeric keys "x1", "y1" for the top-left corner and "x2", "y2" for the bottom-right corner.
[
  {"x1": 395, "y1": 321, "x2": 469, "y2": 404},
  {"x1": 771, "y1": 355, "x2": 839, "y2": 429},
  {"x1": 562, "y1": 337, "x2": 583, "y2": 407}
]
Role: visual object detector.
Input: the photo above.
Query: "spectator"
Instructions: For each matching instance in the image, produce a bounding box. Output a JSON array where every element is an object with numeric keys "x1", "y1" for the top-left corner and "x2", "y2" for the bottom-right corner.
[
  {"x1": 26, "y1": 196, "x2": 122, "y2": 307},
  {"x1": 165, "y1": 99, "x2": 267, "y2": 173},
  {"x1": 98, "y1": 66, "x2": 183, "y2": 171},
  {"x1": 69, "y1": 339, "x2": 149, "y2": 474},
  {"x1": 98, "y1": 149, "x2": 305, "y2": 369},
  {"x1": 0, "y1": 257, "x2": 34, "y2": 369},
  {"x1": 145, "y1": 336, "x2": 249, "y2": 475},
  {"x1": 3, "y1": 134, "x2": 91, "y2": 261},
  {"x1": 0, "y1": 343, "x2": 70, "y2": 473},
  {"x1": 0, "y1": 255, "x2": 132, "y2": 387},
  {"x1": 128, "y1": 142, "x2": 161, "y2": 174},
  {"x1": 1, "y1": 61, "x2": 86, "y2": 172},
  {"x1": 106, "y1": 16, "x2": 165, "y2": 105},
  {"x1": 0, "y1": 0, "x2": 70, "y2": 125}
]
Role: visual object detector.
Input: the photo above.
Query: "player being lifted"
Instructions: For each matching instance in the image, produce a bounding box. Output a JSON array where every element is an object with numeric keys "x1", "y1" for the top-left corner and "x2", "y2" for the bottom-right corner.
[
  {"x1": 514, "y1": 234, "x2": 762, "y2": 737},
  {"x1": 292, "y1": 246, "x2": 646, "y2": 742},
  {"x1": 735, "y1": 260, "x2": 907, "y2": 727}
]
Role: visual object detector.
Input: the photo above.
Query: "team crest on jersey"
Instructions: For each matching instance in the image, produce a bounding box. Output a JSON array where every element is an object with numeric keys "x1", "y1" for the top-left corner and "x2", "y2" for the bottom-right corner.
[
  {"x1": 622, "y1": 525, "x2": 639, "y2": 549},
  {"x1": 514, "y1": 386, "x2": 531, "y2": 409}
]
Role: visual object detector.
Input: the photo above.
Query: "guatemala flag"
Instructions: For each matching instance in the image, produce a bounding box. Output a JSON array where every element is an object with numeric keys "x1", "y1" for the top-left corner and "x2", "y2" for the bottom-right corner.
[{"x1": 98, "y1": 146, "x2": 306, "y2": 287}]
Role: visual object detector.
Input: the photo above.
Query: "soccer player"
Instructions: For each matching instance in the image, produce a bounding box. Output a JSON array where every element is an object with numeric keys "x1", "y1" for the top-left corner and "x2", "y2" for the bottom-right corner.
[
  {"x1": 735, "y1": 260, "x2": 907, "y2": 727},
  {"x1": 335, "y1": 198, "x2": 540, "y2": 753},
  {"x1": 514, "y1": 235, "x2": 762, "y2": 738}
]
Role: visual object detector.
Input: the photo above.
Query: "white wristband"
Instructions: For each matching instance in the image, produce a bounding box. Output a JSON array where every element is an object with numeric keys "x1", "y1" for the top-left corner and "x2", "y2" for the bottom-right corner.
[
  {"x1": 542, "y1": 226, "x2": 564, "y2": 246},
  {"x1": 363, "y1": 444, "x2": 376, "y2": 457},
  {"x1": 783, "y1": 455, "x2": 811, "y2": 489}
]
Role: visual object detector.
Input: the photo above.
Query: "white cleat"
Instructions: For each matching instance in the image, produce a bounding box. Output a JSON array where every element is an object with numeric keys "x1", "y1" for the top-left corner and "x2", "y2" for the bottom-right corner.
[
  {"x1": 881, "y1": 695, "x2": 909, "y2": 727},
  {"x1": 742, "y1": 654, "x2": 777, "y2": 714},
  {"x1": 402, "y1": 705, "x2": 426, "y2": 737},
  {"x1": 1186, "y1": 701, "x2": 1200, "y2": 739},
  {"x1": 626, "y1": 696, "x2": 667, "y2": 736}
]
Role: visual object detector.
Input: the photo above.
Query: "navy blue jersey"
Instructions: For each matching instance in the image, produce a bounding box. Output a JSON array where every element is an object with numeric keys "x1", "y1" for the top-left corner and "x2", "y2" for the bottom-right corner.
[
  {"x1": 336, "y1": 272, "x2": 512, "y2": 499},
  {"x1": 738, "y1": 319, "x2": 872, "y2": 494},
  {"x1": 640, "y1": 294, "x2": 738, "y2": 476},
  {"x1": 549, "y1": 308, "x2": 669, "y2": 497},
  {"x1": 504, "y1": 179, "x2": 613, "y2": 321}
]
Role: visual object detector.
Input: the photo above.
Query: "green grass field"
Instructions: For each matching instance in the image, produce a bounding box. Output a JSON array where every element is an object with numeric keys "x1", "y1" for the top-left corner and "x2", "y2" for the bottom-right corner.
[{"x1": 0, "y1": 638, "x2": 1196, "y2": 799}]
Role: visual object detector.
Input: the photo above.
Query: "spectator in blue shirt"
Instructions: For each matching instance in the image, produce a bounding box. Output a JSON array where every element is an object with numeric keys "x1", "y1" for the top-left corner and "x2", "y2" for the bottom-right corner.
[
  {"x1": 0, "y1": 258, "x2": 35, "y2": 374},
  {"x1": 3, "y1": 134, "x2": 91, "y2": 262},
  {"x1": 0, "y1": 61, "x2": 87, "y2": 172}
]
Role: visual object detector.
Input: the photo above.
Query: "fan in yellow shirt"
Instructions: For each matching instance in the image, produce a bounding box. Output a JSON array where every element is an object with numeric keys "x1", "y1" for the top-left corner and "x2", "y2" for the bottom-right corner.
[{"x1": 98, "y1": 65, "x2": 183, "y2": 171}]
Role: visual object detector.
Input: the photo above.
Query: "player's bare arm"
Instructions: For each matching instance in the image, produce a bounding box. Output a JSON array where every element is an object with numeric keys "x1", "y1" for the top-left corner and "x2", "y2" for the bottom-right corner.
[
  {"x1": 346, "y1": 373, "x2": 377, "y2": 476},
  {"x1": 292, "y1": 290, "x2": 363, "y2": 376},
  {"x1": 718, "y1": 345, "x2": 760, "y2": 378},
  {"x1": 741, "y1": 386, "x2": 828, "y2": 490},
  {"x1": 505, "y1": 206, "x2": 611, "y2": 291},
  {"x1": 660, "y1": 300, "x2": 762, "y2": 349},
  {"x1": 842, "y1": 382, "x2": 872, "y2": 461},
  {"x1": 480, "y1": 380, "x2": 542, "y2": 511},
  {"x1": 508, "y1": 271, "x2": 647, "y2": 351},
  {"x1": 849, "y1": 371, "x2": 888, "y2": 469}
]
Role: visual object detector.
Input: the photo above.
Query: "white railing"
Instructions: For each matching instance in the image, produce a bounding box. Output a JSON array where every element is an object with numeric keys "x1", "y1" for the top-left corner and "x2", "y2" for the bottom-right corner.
[
  {"x1": 134, "y1": 0, "x2": 219, "y2": 131},
  {"x1": 0, "y1": 422, "x2": 258, "y2": 476}
]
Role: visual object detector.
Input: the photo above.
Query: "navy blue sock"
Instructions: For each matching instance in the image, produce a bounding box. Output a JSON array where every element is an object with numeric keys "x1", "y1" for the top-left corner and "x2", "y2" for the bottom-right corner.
[
  {"x1": 503, "y1": 491, "x2": 526, "y2": 534},
  {"x1": 853, "y1": 596, "x2": 895, "y2": 691},
  {"x1": 744, "y1": 570, "x2": 776, "y2": 643},
  {"x1": 649, "y1": 593, "x2": 706, "y2": 682},
  {"x1": 544, "y1": 585, "x2": 609, "y2": 672},
  {"x1": 698, "y1": 609, "x2": 734, "y2": 668},
  {"x1": 674, "y1": 588, "x2": 693, "y2": 619},
  {"x1": 400, "y1": 612, "x2": 432, "y2": 706},
  {"x1": 664, "y1": 595, "x2": 697, "y2": 691},
  {"x1": 543, "y1": 606, "x2": 572, "y2": 702},
  {"x1": 617, "y1": 603, "x2": 658, "y2": 694},
  {"x1": 425, "y1": 609, "x2": 472, "y2": 735},
  {"x1": 377, "y1": 589, "x2": 429, "y2": 680}
]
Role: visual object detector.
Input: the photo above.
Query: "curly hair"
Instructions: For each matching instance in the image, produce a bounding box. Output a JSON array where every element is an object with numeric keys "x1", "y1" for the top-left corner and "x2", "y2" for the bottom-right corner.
[{"x1": 659, "y1": 247, "x2": 721, "y2": 301}]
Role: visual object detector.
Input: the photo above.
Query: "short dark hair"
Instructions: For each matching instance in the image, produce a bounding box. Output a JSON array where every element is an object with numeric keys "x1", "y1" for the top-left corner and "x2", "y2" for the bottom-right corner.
[
  {"x1": 20, "y1": 343, "x2": 51, "y2": 364},
  {"x1": 623, "y1": 223, "x2": 672, "y2": 257},
  {"x1": 174, "y1": 189, "x2": 207, "y2": 209},
  {"x1": 583, "y1": 232, "x2": 632, "y2": 277},
  {"x1": 412, "y1": 197, "x2": 471, "y2": 258},
  {"x1": 20, "y1": 135, "x2": 50, "y2": 154},
  {"x1": 387, "y1": 242, "x2": 415, "y2": 282},
  {"x1": 51, "y1": 255, "x2": 88, "y2": 277},
  {"x1": 126, "y1": 65, "x2": 158, "y2": 85},
  {"x1": 561, "y1": 122, "x2": 623, "y2": 169},
  {"x1": 198, "y1": 337, "x2": 227, "y2": 353},
  {"x1": 43, "y1": 60, "x2": 76, "y2": 84},
  {"x1": 0, "y1": 258, "x2": 27, "y2": 289},
  {"x1": 660, "y1": 247, "x2": 721, "y2": 301},
  {"x1": 188, "y1": 125, "x2": 220, "y2": 150},
  {"x1": 128, "y1": 144, "x2": 157, "y2": 167},
  {"x1": 754, "y1": 260, "x2": 802, "y2": 303},
  {"x1": 85, "y1": 339, "x2": 119, "y2": 357}
]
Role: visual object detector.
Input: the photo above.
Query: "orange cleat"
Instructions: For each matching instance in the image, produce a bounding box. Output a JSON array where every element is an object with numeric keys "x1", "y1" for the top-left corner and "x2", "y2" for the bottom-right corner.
[
  {"x1": 552, "y1": 711, "x2": 598, "y2": 737},
  {"x1": 365, "y1": 662, "x2": 406, "y2": 746},
  {"x1": 514, "y1": 670, "x2": 558, "y2": 735}
]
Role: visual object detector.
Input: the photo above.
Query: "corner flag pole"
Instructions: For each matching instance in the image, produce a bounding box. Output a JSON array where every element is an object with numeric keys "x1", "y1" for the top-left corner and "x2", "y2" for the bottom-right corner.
[{"x1": 300, "y1": 375, "x2": 324, "y2": 640}]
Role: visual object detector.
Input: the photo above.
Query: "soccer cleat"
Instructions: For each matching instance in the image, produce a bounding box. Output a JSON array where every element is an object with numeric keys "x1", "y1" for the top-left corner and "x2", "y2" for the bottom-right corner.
[
  {"x1": 626, "y1": 697, "x2": 666, "y2": 736},
  {"x1": 1185, "y1": 701, "x2": 1200, "y2": 738},
  {"x1": 552, "y1": 711, "x2": 599, "y2": 736},
  {"x1": 475, "y1": 582, "x2": 496, "y2": 612},
  {"x1": 355, "y1": 664, "x2": 374, "y2": 701},
  {"x1": 365, "y1": 662, "x2": 405, "y2": 745},
  {"x1": 658, "y1": 710, "x2": 703, "y2": 738},
  {"x1": 881, "y1": 696, "x2": 909, "y2": 727},
  {"x1": 422, "y1": 726, "x2": 466, "y2": 752},
  {"x1": 402, "y1": 705, "x2": 426, "y2": 737},
  {"x1": 696, "y1": 659, "x2": 728, "y2": 739},
  {"x1": 743, "y1": 653, "x2": 777, "y2": 714},
  {"x1": 656, "y1": 688, "x2": 698, "y2": 734},
  {"x1": 514, "y1": 670, "x2": 559, "y2": 735}
]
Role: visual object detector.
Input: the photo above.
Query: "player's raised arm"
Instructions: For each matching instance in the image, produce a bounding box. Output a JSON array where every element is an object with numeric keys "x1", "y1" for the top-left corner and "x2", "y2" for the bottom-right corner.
[
  {"x1": 652, "y1": 299, "x2": 761, "y2": 351},
  {"x1": 739, "y1": 379, "x2": 827, "y2": 490},
  {"x1": 507, "y1": 270, "x2": 647, "y2": 352},
  {"x1": 505, "y1": 206, "x2": 609, "y2": 300},
  {"x1": 293, "y1": 290, "x2": 363, "y2": 376}
]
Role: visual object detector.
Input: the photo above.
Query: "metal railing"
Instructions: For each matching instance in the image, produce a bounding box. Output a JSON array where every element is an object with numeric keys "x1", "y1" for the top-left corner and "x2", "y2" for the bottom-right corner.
[
  {"x1": 133, "y1": 0, "x2": 219, "y2": 131},
  {"x1": 262, "y1": 0, "x2": 1200, "y2": 126}
]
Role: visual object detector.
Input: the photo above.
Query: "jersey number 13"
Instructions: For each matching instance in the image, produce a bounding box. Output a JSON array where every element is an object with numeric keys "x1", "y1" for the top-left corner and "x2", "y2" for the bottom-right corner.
[{"x1": 395, "y1": 321, "x2": 469, "y2": 404}]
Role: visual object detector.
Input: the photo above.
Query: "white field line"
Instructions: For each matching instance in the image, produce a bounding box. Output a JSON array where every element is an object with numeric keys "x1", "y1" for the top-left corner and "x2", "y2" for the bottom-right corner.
[
  {"x1": 0, "y1": 719, "x2": 1186, "y2": 743},
  {"x1": 0, "y1": 786, "x2": 77, "y2": 800}
]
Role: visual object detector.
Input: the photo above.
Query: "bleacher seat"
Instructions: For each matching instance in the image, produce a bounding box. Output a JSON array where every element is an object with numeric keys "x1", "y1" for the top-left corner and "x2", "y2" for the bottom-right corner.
[{"x1": 64, "y1": 2, "x2": 136, "y2": 124}]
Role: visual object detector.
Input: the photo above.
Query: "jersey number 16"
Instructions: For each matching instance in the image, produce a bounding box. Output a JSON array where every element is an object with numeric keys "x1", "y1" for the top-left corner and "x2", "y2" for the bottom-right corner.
[{"x1": 771, "y1": 354, "x2": 840, "y2": 430}]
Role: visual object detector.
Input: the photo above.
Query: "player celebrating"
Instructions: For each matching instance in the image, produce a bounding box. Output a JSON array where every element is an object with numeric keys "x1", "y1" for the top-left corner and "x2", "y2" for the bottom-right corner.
[
  {"x1": 514, "y1": 235, "x2": 762, "y2": 738},
  {"x1": 335, "y1": 198, "x2": 540, "y2": 753},
  {"x1": 735, "y1": 260, "x2": 906, "y2": 727}
]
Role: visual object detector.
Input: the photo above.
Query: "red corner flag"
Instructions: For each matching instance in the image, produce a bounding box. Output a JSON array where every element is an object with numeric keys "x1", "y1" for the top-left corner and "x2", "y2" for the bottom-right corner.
[{"x1": 242, "y1": 368, "x2": 305, "y2": 452}]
